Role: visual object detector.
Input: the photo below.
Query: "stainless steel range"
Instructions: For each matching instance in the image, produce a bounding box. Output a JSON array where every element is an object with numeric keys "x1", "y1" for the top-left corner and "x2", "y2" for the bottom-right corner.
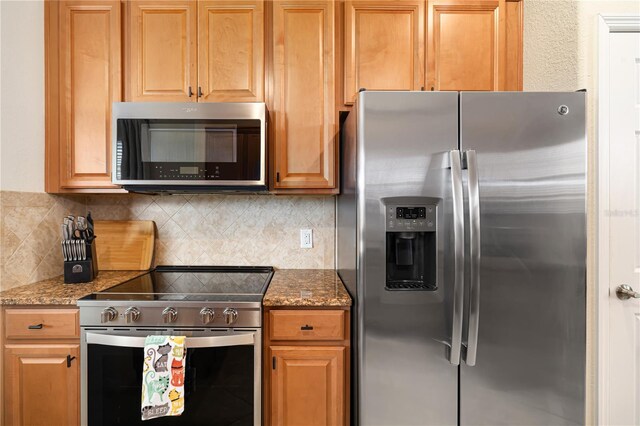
[{"x1": 77, "y1": 265, "x2": 273, "y2": 426}]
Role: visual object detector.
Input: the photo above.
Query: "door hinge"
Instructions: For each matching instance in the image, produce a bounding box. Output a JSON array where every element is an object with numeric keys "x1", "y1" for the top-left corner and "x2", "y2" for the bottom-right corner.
[
  {"x1": 67, "y1": 355, "x2": 76, "y2": 368},
  {"x1": 272, "y1": 356, "x2": 276, "y2": 370},
  {"x1": 276, "y1": 172, "x2": 280, "y2": 183}
]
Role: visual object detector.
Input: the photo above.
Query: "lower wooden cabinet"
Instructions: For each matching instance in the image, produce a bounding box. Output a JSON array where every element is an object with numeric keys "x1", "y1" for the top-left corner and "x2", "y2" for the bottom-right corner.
[
  {"x1": 4, "y1": 344, "x2": 80, "y2": 426},
  {"x1": 270, "y1": 346, "x2": 345, "y2": 426},
  {"x1": 264, "y1": 308, "x2": 350, "y2": 426},
  {"x1": 2, "y1": 307, "x2": 80, "y2": 426}
]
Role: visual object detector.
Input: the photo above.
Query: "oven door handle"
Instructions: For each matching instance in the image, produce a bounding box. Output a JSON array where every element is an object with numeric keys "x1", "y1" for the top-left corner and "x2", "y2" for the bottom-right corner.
[{"x1": 85, "y1": 332, "x2": 256, "y2": 348}]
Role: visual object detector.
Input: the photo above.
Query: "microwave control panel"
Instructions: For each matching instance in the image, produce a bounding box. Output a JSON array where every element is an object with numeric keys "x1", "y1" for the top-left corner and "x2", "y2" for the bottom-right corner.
[
  {"x1": 148, "y1": 164, "x2": 221, "y2": 180},
  {"x1": 386, "y1": 205, "x2": 436, "y2": 232}
]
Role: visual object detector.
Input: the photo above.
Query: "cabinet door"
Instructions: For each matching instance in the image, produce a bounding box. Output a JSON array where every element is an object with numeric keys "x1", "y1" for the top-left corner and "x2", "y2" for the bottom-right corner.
[
  {"x1": 272, "y1": 0, "x2": 336, "y2": 189},
  {"x1": 128, "y1": 0, "x2": 197, "y2": 101},
  {"x1": 427, "y1": 0, "x2": 507, "y2": 91},
  {"x1": 504, "y1": 0, "x2": 522, "y2": 91},
  {"x1": 271, "y1": 346, "x2": 345, "y2": 426},
  {"x1": 344, "y1": 0, "x2": 425, "y2": 105},
  {"x1": 49, "y1": 0, "x2": 122, "y2": 191},
  {"x1": 198, "y1": 0, "x2": 264, "y2": 102},
  {"x1": 4, "y1": 344, "x2": 80, "y2": 426}
]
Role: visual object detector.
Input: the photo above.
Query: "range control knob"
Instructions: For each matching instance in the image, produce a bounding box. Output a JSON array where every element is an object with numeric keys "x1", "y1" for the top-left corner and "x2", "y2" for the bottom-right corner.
[
  {"x1": 100, "y1": 307, "x2": 118, "y2": 323},
  {"x1": 223, "y1": 308, "x2": 238, "y2": 325},
  {"x1": 162, "y1": 307, "x2": 178, "y2": 324},
  {"x1": 124, "y1": 307, "x2": 141, "y2": 323},
  {"x1": 200, "y1": 307, "x2": 215, "y2": 324}
]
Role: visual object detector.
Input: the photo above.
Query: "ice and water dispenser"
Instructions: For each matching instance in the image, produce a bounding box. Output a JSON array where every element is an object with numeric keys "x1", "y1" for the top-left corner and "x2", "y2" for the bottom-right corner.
[{"x1": 384, "y1": 200, "x2": 438, "y2": 291}]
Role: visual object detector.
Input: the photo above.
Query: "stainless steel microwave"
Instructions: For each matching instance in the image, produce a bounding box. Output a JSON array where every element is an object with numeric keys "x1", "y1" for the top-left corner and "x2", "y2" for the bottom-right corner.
[{"x1": 112, "y1": 102, "x2": 267, "y2": 193}]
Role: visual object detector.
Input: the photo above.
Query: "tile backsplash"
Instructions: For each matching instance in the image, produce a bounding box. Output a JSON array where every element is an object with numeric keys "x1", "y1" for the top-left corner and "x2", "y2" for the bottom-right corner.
[
  {"x1": 86, "y1": 194, "x2": 335, "y2": 269},
  {"x1": 0, "y1": 191, "x2": 335, "y2": 292},
  {"x1": 1, "y1": 191, "x2": 85, "y2": 291}
]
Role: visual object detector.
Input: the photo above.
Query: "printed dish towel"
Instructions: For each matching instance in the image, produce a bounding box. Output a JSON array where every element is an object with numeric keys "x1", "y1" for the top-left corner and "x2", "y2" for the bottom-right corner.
[{"x1": 141, "y1": 336, "x2": 186, "y2": 421}]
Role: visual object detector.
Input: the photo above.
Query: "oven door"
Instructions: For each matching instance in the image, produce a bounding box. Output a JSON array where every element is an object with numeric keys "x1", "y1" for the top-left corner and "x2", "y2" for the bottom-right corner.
[{"x1": 81, "y1": 329, "x2": 261, "y2": 426}]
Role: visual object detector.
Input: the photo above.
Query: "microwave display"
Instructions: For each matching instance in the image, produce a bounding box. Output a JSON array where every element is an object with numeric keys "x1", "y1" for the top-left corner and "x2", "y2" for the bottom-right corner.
[
  {"x1": 116, "y1": 119, "x2": 261, "y2": 182},
  {"x1": 180, "y1": 166, "x2": 200, "y2": 175}
]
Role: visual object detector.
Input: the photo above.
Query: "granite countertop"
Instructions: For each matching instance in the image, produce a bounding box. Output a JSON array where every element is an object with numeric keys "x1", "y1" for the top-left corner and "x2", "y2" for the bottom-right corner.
[
  {"x1": 0, "y1": 269, "x2": 351, "y2": 307},
  {"x1": 0, "y1": 271, "x2": 148, "y2": 306},
  {"x1": 264, "y1": 269, "x2": 352, "y2": 307}
]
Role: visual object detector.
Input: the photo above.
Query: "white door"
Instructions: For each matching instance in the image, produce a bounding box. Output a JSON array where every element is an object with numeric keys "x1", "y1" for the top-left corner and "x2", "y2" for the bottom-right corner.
[{"x1": 599, "y1": 21, "x2": 640, "y2": 426}]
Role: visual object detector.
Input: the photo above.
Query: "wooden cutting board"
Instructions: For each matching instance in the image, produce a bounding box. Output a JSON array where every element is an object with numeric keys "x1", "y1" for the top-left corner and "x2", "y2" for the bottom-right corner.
[{"x1": 93, "y1": 220, "x2": 155, "y2": 270}]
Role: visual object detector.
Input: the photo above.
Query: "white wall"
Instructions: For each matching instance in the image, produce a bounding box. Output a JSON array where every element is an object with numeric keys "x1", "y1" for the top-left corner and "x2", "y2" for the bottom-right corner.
[
  {"x1": 523, "y1": 1, "x2": 640, "y2": 424},
  {"x1": 0, "y1": 0, "x2": 44, "y2": 192}
]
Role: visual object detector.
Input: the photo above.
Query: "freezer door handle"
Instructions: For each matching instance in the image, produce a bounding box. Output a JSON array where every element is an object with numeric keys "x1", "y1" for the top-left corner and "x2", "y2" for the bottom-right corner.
[
  {"x1": 449, "y1": 150, "x2": 465, "y2": 366},
  {"x1": 464, "y1": 150, "x2": 481, "y2": 366}
]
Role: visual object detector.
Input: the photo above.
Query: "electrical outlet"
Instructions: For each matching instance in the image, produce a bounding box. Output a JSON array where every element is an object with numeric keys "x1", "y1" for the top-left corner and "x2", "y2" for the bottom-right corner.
[{"x1": 300, "y1": 229, "x2": 313, "y2": 248}]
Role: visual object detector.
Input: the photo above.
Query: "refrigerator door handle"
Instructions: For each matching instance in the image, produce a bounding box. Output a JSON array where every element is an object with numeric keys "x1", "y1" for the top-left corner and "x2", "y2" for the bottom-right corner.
[
  {"x1": 464, "y1": 150, "x2": 481, "y2": 366},
  {"x1": 449, "y1": 150, "x2": 465, "y2": 366}
]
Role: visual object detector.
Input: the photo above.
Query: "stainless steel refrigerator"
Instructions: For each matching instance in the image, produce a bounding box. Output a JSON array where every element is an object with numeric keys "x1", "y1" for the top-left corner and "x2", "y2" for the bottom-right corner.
[{"x1": 337, "y1": 91, "x2": 586, "y2": 426}]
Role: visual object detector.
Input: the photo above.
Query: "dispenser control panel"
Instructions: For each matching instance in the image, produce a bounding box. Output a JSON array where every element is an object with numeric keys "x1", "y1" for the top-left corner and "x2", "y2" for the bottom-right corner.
[{"x1": 386, "y1": 205, "x2": 436, "y2": 232}]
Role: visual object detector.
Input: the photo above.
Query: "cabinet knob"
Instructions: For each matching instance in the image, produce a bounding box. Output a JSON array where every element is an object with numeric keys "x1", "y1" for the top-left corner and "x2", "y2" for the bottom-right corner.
[
  {"x1": 188, "y1": 86, "x2": 193, "y2": 97},
  {"x1": 198, "y1": 86, "x2": 203, "y2": 98}
]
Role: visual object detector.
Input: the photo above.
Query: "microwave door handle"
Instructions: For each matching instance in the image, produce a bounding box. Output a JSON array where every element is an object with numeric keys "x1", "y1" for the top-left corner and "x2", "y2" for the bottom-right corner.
[
  {"x1": 449, "y1": 150, "x2": 465, "y2": 366},
  {"x1": 464, "y1": 150, "x2": 481, "y2": 366},
  {"x1": 85, "y1": 332, "x2": 256, "y2": 348}
]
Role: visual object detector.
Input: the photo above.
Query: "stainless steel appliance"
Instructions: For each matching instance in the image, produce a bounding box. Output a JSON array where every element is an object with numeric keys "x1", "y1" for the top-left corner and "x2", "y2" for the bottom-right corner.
[
  {"x1": 112, "y1": 102, "x2": 267, "y2": 192},
  {"x1": 337, "y1": 91, "x2": 586, "y2": 425},
  {"x1": 78, "y1": 266, "x2": 274, "y2": 426}
]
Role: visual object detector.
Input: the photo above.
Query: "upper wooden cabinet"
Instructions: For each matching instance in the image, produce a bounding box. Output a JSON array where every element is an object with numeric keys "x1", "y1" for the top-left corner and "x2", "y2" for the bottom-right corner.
[
  {"x1": 45, "y1": 0, "x2": 122, "y2": 192},
  {"x1": 427, "y1": 0, "x2": 506, "y2": 91},
  {"x1": 45, "y1": 0, "x2": 522, "y2": 193},
  {"x1": 344, "y1": 0, "x2": 425, "y2": 105},
  {"x1": 126, "y1": 0, "x2": 264, "y2": 102},
  {"x1": 127, "y1": 1, "x2": 198, "y2": 101},
  {"x1": 504, "y1": 0, "x2": 523, "y2": 91},
  {"x1": 343, "y1": 0, "x2": 522, "y2": 102},
  {"x1": 198, "y1": 0, "x2": 264, "y2": 102},
  {"x1": 271, "y1": 0, "x2": 337, "y2": 189}
]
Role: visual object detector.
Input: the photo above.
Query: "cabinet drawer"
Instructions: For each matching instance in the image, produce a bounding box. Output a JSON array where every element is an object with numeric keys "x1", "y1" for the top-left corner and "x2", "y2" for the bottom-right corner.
[
  {"x1": 4, "y1": 309, "x2": 79, "y2": 340},
  {"x1": 270, "y1": 310, "x2": 345, "y2": 341}
]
